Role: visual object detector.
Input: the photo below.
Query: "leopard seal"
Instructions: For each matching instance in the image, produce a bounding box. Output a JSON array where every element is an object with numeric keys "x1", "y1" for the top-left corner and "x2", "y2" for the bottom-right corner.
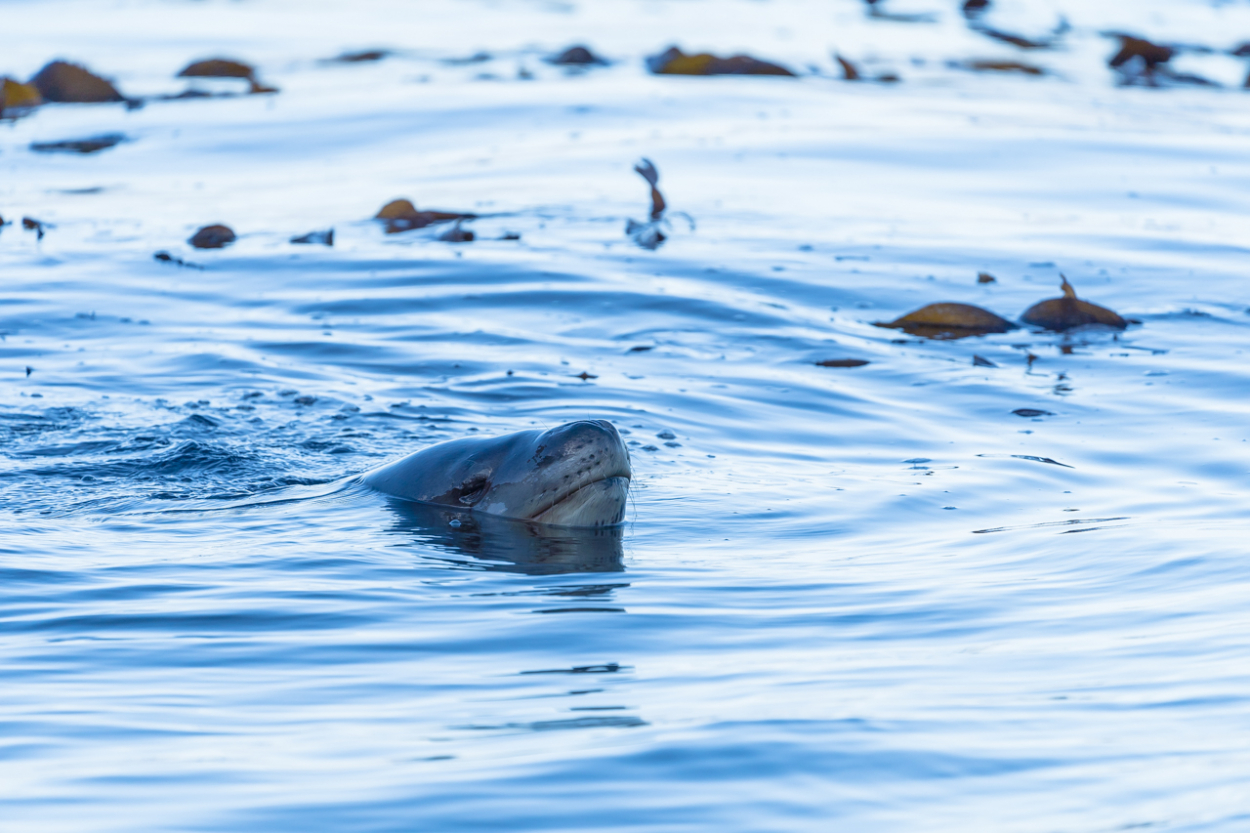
[{"x1": 362, "y1": 420, "x2": 631, "y2": 527}]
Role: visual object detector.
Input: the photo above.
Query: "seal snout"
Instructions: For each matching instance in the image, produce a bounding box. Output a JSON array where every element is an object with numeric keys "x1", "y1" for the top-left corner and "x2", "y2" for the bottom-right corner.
[
  {"x1": 540, "y1": 420, "x2": 631, "y2": 481},
  {"x1": 523, "y1": 420, "x2": 631, "y2": 526}
]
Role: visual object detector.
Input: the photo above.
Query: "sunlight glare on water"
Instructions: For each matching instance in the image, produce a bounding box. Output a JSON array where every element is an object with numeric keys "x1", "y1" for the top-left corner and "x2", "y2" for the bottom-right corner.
[{"x1": 3, "y1": 0, "x2": 1250, "y2": 830}]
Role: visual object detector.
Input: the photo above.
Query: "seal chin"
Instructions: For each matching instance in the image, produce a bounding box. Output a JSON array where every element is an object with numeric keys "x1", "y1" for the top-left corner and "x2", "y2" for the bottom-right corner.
[{"x1": 530, "y1": 475, "x2": 630, "y2": 527}]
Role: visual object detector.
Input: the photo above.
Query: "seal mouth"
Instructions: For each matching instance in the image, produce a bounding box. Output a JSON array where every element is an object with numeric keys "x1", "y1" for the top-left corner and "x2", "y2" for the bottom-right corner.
[
  {"x1": 530, "y1": 474, "x2": 630, "y2": 527},
  {"x1": 521, "y1": 419, "x2": 631, "y2": 526}
]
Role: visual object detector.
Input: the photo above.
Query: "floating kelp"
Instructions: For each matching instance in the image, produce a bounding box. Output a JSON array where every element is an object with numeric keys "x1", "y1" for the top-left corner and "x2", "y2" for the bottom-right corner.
[
  {"x1": 178, "y1": 59, "x2": 255, "y2": 79},
  {"x1": 964, "y1": 60, "x2": 1045, "y2": 76},
  {"x1": 875, "y1": 302, "x2": 1016, "y2": 339},
  {"x1": 290, "y1": 229, "x2": 334, "y2": 246},
  {"x1": 154, "y1": 251, "x2": 203, "y2": 269},
  {"x1": 548, "y1": 46, "x2": 607, "y2": 66},
  {"x1": 835, "y1": 55, "x2": 861, "y2": 81},
  {"x1": 625, "y1": 158, "x2": 674, "y2": 250},
  {"x1": 962, "y1": 0, "x2": 990, "y2": 19},
  {"x1": 30, "y1": 133, "x2": 126, "y2": 154},
  {"x1": 373, "y1": 199, "x2": 475, "y2": 234},
  {"x1": 1, "y1": 78, "x2": 43, "y2": 117},
  {"x1": 1108, "y1": 35, "x2": 1173, "y2": 72},
  {"x1": 980, "y1": 29, "x2": 1052, "y2": 49},
  {"x1": 1235, "y1": 43, "x2": 1250, "y2": 88},
  {"x1": 30, "y1": 60, "x2": 123, "y2": 103},
  {"x1": 816, "y1": 359, "x2": 870, "y2": 368},
  {"x1": 444, "y1": 52, "x2": 492, "y2": 66},
  {"x1": 833, "y1": 54, "x2": 899, "y2": 82},
  {"x1": 1019, "y1": 277, "x2": 1127, "y2": 332},
  {"x1": 328, "y1": 50, "x2": 391, "y2": 63},
  {"x1": 176, "y1": 58, "x2": 277, "y2": 94},
  {"x1": 23, "y1": 217, "x2": 49, "y2": 240},
  {"x1": 188, "y1": 224, "x2": 236, "y2": 249},
  {"x1": 1105, "y1": 34, "x2": 1216, "y2": 87},
  {"x1": 966, "y1": 6, "x2": 1067, "y2": 50},
  {"x1": 862, "y1": 0, "x2": 936, "y2": 24},
  {"x1": 646, "y1": 46, "x2": 795, "y2": 77},
  {"x1": 637, "y1": 159, "x2": 665, "y2": 222}
]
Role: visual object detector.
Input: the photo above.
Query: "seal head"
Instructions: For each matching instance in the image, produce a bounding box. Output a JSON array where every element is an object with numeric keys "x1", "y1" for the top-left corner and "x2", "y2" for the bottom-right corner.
[{"x1": 363, "y1": 420, "x2": 631, "y2": 527}]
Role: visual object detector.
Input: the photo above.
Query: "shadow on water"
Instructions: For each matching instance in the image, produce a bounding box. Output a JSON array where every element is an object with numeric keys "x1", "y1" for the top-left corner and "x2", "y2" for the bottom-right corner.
[{"x1": 382, "y1": 499, "x2": 625, "y2": 576}]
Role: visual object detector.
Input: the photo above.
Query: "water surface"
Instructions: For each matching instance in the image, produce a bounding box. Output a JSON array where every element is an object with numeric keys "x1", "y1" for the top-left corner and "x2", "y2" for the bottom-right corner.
[{"x1": 4, "y1": 0, "x2": 1250, "y2": 830}]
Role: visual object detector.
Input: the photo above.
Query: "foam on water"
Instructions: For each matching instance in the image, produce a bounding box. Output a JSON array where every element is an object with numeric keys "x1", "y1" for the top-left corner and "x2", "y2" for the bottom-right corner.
[{"x1": 4, "y1": 0, "x2": 1250, "y2": 830}]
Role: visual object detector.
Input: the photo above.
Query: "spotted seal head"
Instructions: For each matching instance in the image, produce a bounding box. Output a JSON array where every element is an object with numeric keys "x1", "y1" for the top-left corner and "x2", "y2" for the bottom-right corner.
[{"x1": 362, "y1": 420, "x2": 631, "y2": 527}]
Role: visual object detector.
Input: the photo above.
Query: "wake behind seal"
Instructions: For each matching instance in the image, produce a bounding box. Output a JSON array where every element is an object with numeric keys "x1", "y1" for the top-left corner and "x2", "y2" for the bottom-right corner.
[{"x1": 362, "y1": 420, "x2": 631, "y2": 528}]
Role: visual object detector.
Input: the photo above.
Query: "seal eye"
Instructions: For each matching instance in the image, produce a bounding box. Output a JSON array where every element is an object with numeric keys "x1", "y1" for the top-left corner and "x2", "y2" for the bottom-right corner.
[{"x1": 458, "y1": 476, "x2": 488, "y2": 505}]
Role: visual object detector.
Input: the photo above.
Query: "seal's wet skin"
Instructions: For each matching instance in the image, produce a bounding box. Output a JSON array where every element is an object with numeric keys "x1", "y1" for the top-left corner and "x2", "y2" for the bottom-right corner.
[{"x1": 362, "y1": 420, "x2": 631, "y2": 528}]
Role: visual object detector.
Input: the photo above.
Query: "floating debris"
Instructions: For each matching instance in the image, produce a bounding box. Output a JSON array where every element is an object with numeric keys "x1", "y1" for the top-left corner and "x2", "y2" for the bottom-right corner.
[
  {"x1": 1, "y1": 78, "x2": 43, "y2": 117},
  {"x1": 30, "y1": 133, "x2": 126, "y2": 154},
  {"x1": 188, "y1": 224, "x2": 236, "y2": 249},
  {"x1": 646, "y1": 46, "x2": 795, "y2": 77},
  {"x1": 290, "y1": 229, "x2": 334, "y2": 246},
  {"x1": 30, "y1": 60, "x2": 123, "y2": 103},
  {"x1": 438, "y1": 221, "x2": 475, "y2": 243},
  {"x1": 548, "y1": 46, "x2": 608, "y2": 66},
  {"x1": 22, "y1": 217, "x2": 49, "y2": 240},
  {"x1": 575, "y1": 371, "x2": 598, "y2": 380},
  {"x1": 1013, "y1": 454, "x2": 1072, "y2": 468},
  {"x1": 1013, "y1": 408, "x2": 1053, "y2": 417},
  {"x1": 373, "y1": 198, "x2": 475, "y2": 234},
  {"x1": 977, "y1": 272, "x2": 996, "y2": 284},
  {"x1": 876, "y1": 303, "x2": 1016, "y2": 339},
  {"x1": 816, "y1": 359, "x2": 870, "y2": 368},
  {"x1": 1020, "y1": 277, "x2": 1127, "y2": 332}
]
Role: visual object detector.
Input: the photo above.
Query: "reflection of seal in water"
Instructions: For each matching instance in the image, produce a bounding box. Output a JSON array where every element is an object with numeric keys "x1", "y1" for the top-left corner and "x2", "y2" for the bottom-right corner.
[
  {"x1": 385, "y1": 500, "x2": 625, "y2": 575},
  {"x1": 362, "y1": 420, "x2": 630, "y2": 528}
]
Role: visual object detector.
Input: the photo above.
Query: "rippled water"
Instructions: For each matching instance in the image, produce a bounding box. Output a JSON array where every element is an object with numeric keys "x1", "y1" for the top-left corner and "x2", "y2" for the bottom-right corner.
[{"x1": 5, "y1": 0, "x2": 1250, "y2": 829}]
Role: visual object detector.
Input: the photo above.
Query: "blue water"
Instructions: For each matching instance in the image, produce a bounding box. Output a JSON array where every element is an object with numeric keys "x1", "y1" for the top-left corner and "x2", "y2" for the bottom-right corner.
[{"x1": 4, "y1": 0, "x2": 1250, "y2": 829}]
